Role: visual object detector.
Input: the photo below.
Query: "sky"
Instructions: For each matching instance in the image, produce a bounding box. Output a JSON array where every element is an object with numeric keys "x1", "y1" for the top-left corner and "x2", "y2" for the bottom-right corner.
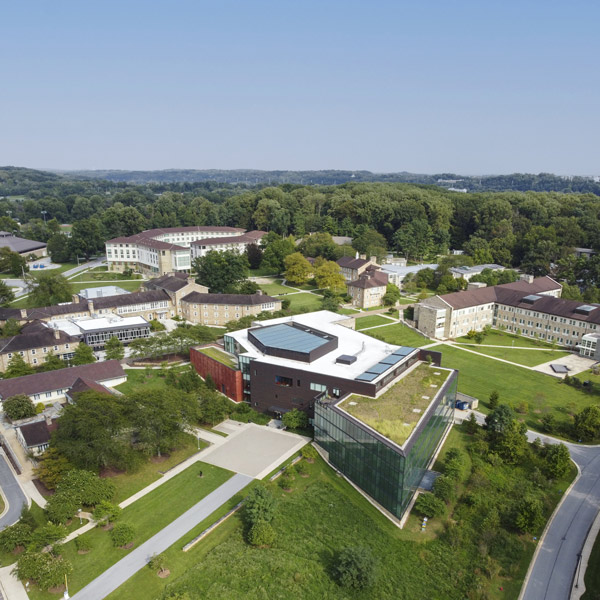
[{"x1": 1, "y1": 1, "x2": 599, "y2": 174}]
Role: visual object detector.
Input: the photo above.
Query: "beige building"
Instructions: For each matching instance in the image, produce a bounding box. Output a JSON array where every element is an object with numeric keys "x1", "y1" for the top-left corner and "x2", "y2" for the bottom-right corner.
[
  {"x1": 0, "y1": 322, "x2": 80, "y2": 372},
  {"x1": 414, "y1": 276, "x2": 564, "y2": 340},
  {"x1": 106, "y1": 226, "x2": 250, "y2": 276},
  {"x1": 180, "y1": 292, "x2": 281, "y2": 326},
  {"x1": 337, "y1": 255, "x2": 379, "y2": 282},
  {"x1": 190, "y1": 230, "x2": 266, "y2": 259},
  {"x1": 347, "y1": 269, "x2": 389, "y2": 309}
]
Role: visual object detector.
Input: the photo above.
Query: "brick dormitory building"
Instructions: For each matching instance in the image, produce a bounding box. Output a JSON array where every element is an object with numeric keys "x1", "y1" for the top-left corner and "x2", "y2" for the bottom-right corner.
[{"x1": 190, "y1": 310, "x2": 457, "y2": 524}]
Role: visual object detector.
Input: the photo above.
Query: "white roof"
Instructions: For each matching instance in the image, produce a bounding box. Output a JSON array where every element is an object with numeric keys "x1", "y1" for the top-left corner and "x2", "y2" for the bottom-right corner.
[
  {"x1": 78, "y1": 286, "x2": 129, "y2": 299},
  {"x1": 227, "y1": 310, "x2": 412, "y2": 381},
  {"x1": 47, "y1": 315, "x2": 149, "y2": 336},
  {"x1": 380, "y1": 264, "x2": 438, "y2": 276}
]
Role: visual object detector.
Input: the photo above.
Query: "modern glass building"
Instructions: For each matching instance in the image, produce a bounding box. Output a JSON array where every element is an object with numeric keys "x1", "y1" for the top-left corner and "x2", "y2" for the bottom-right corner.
[{"x1": 314, "y1": 366, "x2": 457, "y2": 522}]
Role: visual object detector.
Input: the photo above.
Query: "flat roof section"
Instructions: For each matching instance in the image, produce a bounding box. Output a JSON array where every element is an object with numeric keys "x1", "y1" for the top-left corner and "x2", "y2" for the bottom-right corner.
[{"x1": 338, "y1": 364, "x2": 453, "y2": 446}]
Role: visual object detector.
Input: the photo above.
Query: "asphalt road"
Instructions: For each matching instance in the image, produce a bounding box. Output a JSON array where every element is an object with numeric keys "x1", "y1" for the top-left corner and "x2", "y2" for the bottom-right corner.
[
  {"x1": 0, "y1": 454, "x2": 27, "y2": 529},
  {"x1": 456, "y1": 410, "x2": 600, "y2": 600},
  {"x1": 71, "y1": 473, "x2": 253, "y2": 600}
]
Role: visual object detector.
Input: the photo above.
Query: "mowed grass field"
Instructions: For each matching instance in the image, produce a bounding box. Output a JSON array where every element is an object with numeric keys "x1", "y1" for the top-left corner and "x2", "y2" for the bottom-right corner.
[
  {"x1": 354, "y1": 314, "x2": 394, "y2": 330},
  {"x1": 454, "y1": 344, "x2": 570, "y2": 367},
  {"x1": 365, "y1": 322, "x2": 430, "y2": 347},
  {"x1": 259, "y1": 279, "x2": 298, "y2": 296},
  {"x1": 286, "y1": 292, "x2": 323, "y2": 312},
  {"x1": 432, "y1": 344, "x2": 597, "y2": 436},
  {"x1": 454, "y1": 330, "x2": 556, "y2": 348},
  {"x1": 28, "y1": 463, "x2": 233, "y2": 600}
]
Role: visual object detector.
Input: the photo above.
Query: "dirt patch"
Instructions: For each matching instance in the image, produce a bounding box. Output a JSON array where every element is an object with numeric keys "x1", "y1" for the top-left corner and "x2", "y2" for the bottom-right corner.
[
  {"x1": 13, "y1": 545, "x2": 25, "y2": 555},
  {"x1": 100, "y1": 466, "x2": 126, "y2": 478},
  {"x1": 102, "y1": 523, "x2": 114, "y2": 531},
  {"x1": 33, "y1": 478, "x2": 54, "y2": 497},
  {"x1": 300, "y1": 473, "x2": 310, "y2": 478},
  {"x1": 158, "y1": 569, "x2": 171, "y2": 578},
  {"x1": 48, "y1": 584, "x2": 66, "y2": 594},
  {"x1": 77, "y1": 549, "x2": 90, "y2": 555},
  {"x1": 150, "y1": 454, "x2": 171, "y2": 464},
  {"x1": 120, "y1": 542, "x2": 135, "y2": 549}
]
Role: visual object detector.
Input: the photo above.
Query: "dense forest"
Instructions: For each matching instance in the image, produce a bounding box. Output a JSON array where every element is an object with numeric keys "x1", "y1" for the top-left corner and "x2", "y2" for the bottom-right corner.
[{"x1": 1, "y1": 166, "x2": 600, "y2": 296}]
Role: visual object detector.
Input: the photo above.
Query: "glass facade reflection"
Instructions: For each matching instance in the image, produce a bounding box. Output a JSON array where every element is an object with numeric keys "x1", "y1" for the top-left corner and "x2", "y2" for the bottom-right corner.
[{"x1": 314, "y1": 370, "x2": 457, "y2": 520}]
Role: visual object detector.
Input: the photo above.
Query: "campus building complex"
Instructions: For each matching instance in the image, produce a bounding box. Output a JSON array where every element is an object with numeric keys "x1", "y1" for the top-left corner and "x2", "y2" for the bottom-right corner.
[
  {"x1": 105, "y1": 226, "x2": 264, "y2": 276},
  {"x1": 190, "y1": 310, "x2": 457, "y2": 523}
]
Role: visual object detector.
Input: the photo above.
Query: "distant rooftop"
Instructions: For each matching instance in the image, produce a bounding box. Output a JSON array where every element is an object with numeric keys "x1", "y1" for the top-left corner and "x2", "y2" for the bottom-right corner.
[
  {"x1": 449, "y1": 264, "x2": 504, "y2": 275},
  {"x1": 338, "y1": 363, "x2": 453, "y2": 446},
  {"x1": 78, "y1": 285, "x2": 129, "y2": 299}
]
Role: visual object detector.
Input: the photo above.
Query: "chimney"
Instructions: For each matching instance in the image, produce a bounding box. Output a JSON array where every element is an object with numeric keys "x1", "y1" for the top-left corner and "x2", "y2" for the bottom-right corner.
[
  {"x1": 256, "y1": 289, "x2": 263, "y2": 295},
  {"x1": 520, "y1": 274, "x2": 534, "y2": 284},
  {"x1": 20, "y1": 309, "x2": 27, "y2": 319},
  {"x1": 355, "y1": 251, "x2": 359, "y2": 259},
  {"x1": 88, "y1": 300, "x2": 95, "y2": 314},
  {"x1": 187, "y1": 276, "x2": 196, "y2": 285},
  {"x1": 45, "y1": 414, "x2": 52, "y2": 427},
  {"x1": 53, "y1": 329, "x2": 61, "y2": 340},
  {"x1": 359, "y1": 254, "x2": 366, "y2": 260},
  {"x1": 369, "y1": 255, "x2": 377, "y2": 264},
  {"x1": 72, "y1": 294, "x2": 80, "y2": 304}
]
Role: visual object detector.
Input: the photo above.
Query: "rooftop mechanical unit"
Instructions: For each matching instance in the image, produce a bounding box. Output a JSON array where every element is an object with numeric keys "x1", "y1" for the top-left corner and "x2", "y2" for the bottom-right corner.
[{"x1": 336, "y1": 354, "x2": 357, "y2": 365}]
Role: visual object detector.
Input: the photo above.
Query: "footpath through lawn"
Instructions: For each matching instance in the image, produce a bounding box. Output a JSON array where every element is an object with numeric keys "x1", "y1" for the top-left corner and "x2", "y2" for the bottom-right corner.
[{"x1": 28, "y1": 462, "x2": 232, "y2": 600}]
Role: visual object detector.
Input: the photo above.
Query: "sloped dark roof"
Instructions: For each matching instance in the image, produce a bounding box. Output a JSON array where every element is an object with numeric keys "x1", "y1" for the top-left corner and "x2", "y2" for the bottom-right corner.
[
  {"x1": 0, "y1": 308, "x2": 24, "y2": 321},
  {"x1": 20, "y1": 320, "x2": 49, "y2": 334},
  {"x1": 348, "y1": 271, "x2": 388, "y2": 289},
  {"x1": 0, "y1": 329, "x2": 79, "y2": 354},
  {"x1": 26, "y1": 302, "x2": 89, "y2": 320},
  {"x1": 105, "y1": 233, "x2": 186, "y2": 251},
  {"x1": 0, "y1": 360, "x2": 125, "y2": 399},
  {"x1": 181, "y1": 292, "x2": 280, "y2": 306},
  {"x1": 0, "y1": 234, "x2": 47, "y2": 254},
  {"x1": 106, "y1": 226, "x2": 245, "y2": 249},
  {"x1": 91, "y1": 290, "x2": 170, "y2": 309},
  {"x1": 190, "y1": 231, "x2": 267, "y2": 247},
  {"x1": 67, "y1": 377, "x2": 113, "y2": 396},
  {"x1": 435, "y1": 277, "x2": 562, "y2": 310},
  {"x1": 18, "y1": 419, "x2": 56, "y2": 447},
  {"x1": 337, "y1": 256, "x2": 371, "y2": 269},
  {"x1": 145, "y1": 274, "x2": 190, "y2": 292}
]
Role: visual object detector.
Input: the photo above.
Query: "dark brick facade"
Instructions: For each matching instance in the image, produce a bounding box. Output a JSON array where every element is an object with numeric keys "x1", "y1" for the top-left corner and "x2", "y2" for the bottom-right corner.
[{"x1": 190, "y1": 347, "x2": 244, "y2": 403}]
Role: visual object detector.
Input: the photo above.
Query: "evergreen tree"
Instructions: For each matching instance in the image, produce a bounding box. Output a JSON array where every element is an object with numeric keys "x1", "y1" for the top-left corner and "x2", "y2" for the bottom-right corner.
[
  {"x1": 104, "y1": 336, "x2": 124, "y2": 360},
  {"x1": 71, "y1": 343, "x2": 96, "y2": 366}
]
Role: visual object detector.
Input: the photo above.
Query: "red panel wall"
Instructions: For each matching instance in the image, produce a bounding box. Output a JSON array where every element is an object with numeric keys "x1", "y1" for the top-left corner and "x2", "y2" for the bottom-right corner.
[{"x1": 190, "y1": 347, "x2": 244, "y2": 403}]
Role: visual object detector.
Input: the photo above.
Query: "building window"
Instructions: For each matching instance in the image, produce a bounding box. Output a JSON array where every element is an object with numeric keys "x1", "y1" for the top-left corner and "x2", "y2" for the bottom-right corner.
[
  {"x1": 43, "y1": 347, "x2": 47, "y2": 353},
  {"x1": 31, "y1": 349, "x2": 36, "y2": 355},
  {"x1": 310, "y1": 382, "x2": 327, "y2": 393},
  {"x1": 54, "y1": 345, "x2": 58, "y2": 351},
  {"x1": 46, "y1": 392, "x2": 51, "y2": 398}
]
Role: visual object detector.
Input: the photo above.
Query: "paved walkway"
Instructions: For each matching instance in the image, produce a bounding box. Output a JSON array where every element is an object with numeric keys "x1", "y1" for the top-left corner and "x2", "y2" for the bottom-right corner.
[
  {"x1": 71, "y1": 473, "x2": 253, "y2": 600},
  {"x1": 0, "y1": 565, "x2": 29, "y2": 600}
]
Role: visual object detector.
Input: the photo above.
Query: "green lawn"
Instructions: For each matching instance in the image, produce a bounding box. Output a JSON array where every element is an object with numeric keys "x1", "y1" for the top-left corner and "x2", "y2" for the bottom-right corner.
[
  {"x1": 29, "y1": 463, "x2": 233, "y2": 600},
  {"x1": 582, "y1": 530, "x2": 600, "y2": 600},
  {"x1": 69, "y1": 280, "x2": 143, "y2": 293},
  {"x1": 259, "y1": 279, "x2": 297, "y2": 295},
  {"x1": 69, "y1": 270, "x2": 142, "y2": 283},
  {"x1": 397, "y1": 296, "x2": 416, "y2": 305},
  {"x1": 286, "y1": 292, "x2": 323, "y2": 312},
  {"x1": 110, "y1": 427, "x2": 575, "y2": 600},
  {"x1": 365, "y1": 322, "x2": 430, "y2": 347},
  {"x1": 354, "y1": 314, "x2": 394, "y2": 330},
  {"x1": 454, "y1": 344, "x2": 571, "y2": 367},
  {"x1": 338, "y1": 307, "x2": 360, "y2": 315},
  {"x1": 109, "y1": 434, "x2": 205, "y2": 503},
  {"x1": 455, "y1": 330, "x2": 557, "y2": 348},
  {"x1": 35, "y1": 262, "x2": 80, "y2": 276},
  {"x1": 432, "y1": 344, "x2": 599, "y2": 439},
  {"x1": 115, "y1": 366, "x2": 190, "y2": 395},
  {"x1": 248, "y1": 267, "x2": 279, "y2": 277}
]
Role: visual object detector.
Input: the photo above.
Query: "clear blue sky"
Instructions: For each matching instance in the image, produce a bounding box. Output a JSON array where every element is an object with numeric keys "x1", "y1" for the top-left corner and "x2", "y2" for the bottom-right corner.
[{"x1": 1, "y1": 1, "x2": 598, "y2": 174}]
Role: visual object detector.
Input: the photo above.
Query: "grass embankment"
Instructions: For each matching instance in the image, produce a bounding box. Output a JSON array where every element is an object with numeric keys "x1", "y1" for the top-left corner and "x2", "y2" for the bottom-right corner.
[
  {"x1": 365, "y1": 322, "x2": 430, "y2": 347},
  {"x1": 114, "y1": 366, "x2": 190, "y2": 395},
  {"x1": 285, "y1": 292, "x2": 323, "y2": 312},
  {"x1": 354, "y1": 314, "x2": 393, "y2": 330},
  {"x1": 340, "y1": 364, "x2": 450, "y2": 445},
  {"x1": 454, "y1": 344, "x2": 570, "y2": 367},
  {"x1": 197, "y1": 347, "x2": 237, "y2": 368},
  {"x1": 110, "y1": 434, "x2": 205, "y2": 503},
  {"x1": 455, "y1": 330, "x2": 557, "y2": 348},
  {"x1": 28, "y1": 463, "x2": 233, "y2": 600},
  {"x1": 111, "y1": 427, "x2": 575, "y2": 600},
  {"x1": 582, "y1": 530, "x2": 600, "y2": 600},
  {"x1": 259, "y1": 279, "x2": 298, "y2": 295},
  {"x1": 432, "y1": 344, "x2": 599, "y2": 438}
]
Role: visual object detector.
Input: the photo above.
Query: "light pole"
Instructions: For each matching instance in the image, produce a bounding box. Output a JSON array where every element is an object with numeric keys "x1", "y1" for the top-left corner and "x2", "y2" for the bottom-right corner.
[
  {"x1": 78, "y1": 508, "x2": 82, "y2": 525},
  {"x1": 41, "y1": 210, "x2": 47, "y2": 224}
]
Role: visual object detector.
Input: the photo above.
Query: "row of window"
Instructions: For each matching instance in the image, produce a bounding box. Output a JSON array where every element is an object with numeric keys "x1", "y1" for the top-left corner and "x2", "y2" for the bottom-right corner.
[{"x1": 7, "y1": 344, "x2": 68, "y2": 359}]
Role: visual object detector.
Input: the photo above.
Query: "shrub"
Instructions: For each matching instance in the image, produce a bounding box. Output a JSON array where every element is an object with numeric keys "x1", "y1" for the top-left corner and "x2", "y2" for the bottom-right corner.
[
  {"x1": 13, "y1": 552, "x2": 73, "y2": 590},
  {"x1": 35, "y1": 402, "x2": 45, "y2": 414},
  {"x1": 111, "y1": 523, "x2": 136, "y2": 547},
  {"x1": 465, "y1": 412, "x2": 479, "y2": 434},
  {"x1": 295, "y1": 461, "x2": 308, "y2": 476},
  {"x1": 247, "y1": 521, "x2": 276, "y2": 547},
  {"x1": 278, "y1": 472, "x2": 294, "y2": 490},
  {"x1": 282, "y1": 408, "x2": 309, "y2": 430},
  {"x1": 150, "y1": 319, "x2": 166, "y2": 332},
  {"x1": 332, "y1": 546, "x2": 377, "y2": 590},
  {"x1": 515, "y1": 401, "x2": 529, "y2": 414},
  {"x1": 30, "y1": 523, "x2": 68, "y2": 551},
  {"x1": 75, "y1": 537, "x2": 92, "y2": 552},
  {"x1": 444, "y1": 451, "x2": 468, "y2": 482},
  {"x1": 148, "y1": 552, "x2": 168, "y2": 573},
  {"x1": 543, "y1": 443, "x2": 571, "y2": 479},
  {"x1": 2, "y1": 394, "x2": 36, "y2": 420},
  {"x1": 414, "y1": 493, "x2": 446, "y2": 518},
  {"x1": 244, "y1": 484, "x2": 277, "y2": 526},
  {"x1": 488, "y1": 390, "x2": 499, "y2": 411},
  {"x1": 514, "y1": 496, "x2": 544, "y2": 533},
  {"x1": 45, "y1": 492, "x2": 78, "y2": 524},
  {"x1": 433, "y1": 476, "x2": 456, "y2": 503},
  {"x1": 301, "y1": 445, "x2": 318, "y2": 462},
  {"x1": 573, "y1": 405, "x2": 600, "y2": 441},
  {"x1": 0, "y1": 522, "x2": 32, "y2": 552},
  {"x1": 93, "y1": 500, "x2": 122, "y2": 525},
  {"x1": 541, "y1": 414, "x2": 556, "y2": 434}
]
